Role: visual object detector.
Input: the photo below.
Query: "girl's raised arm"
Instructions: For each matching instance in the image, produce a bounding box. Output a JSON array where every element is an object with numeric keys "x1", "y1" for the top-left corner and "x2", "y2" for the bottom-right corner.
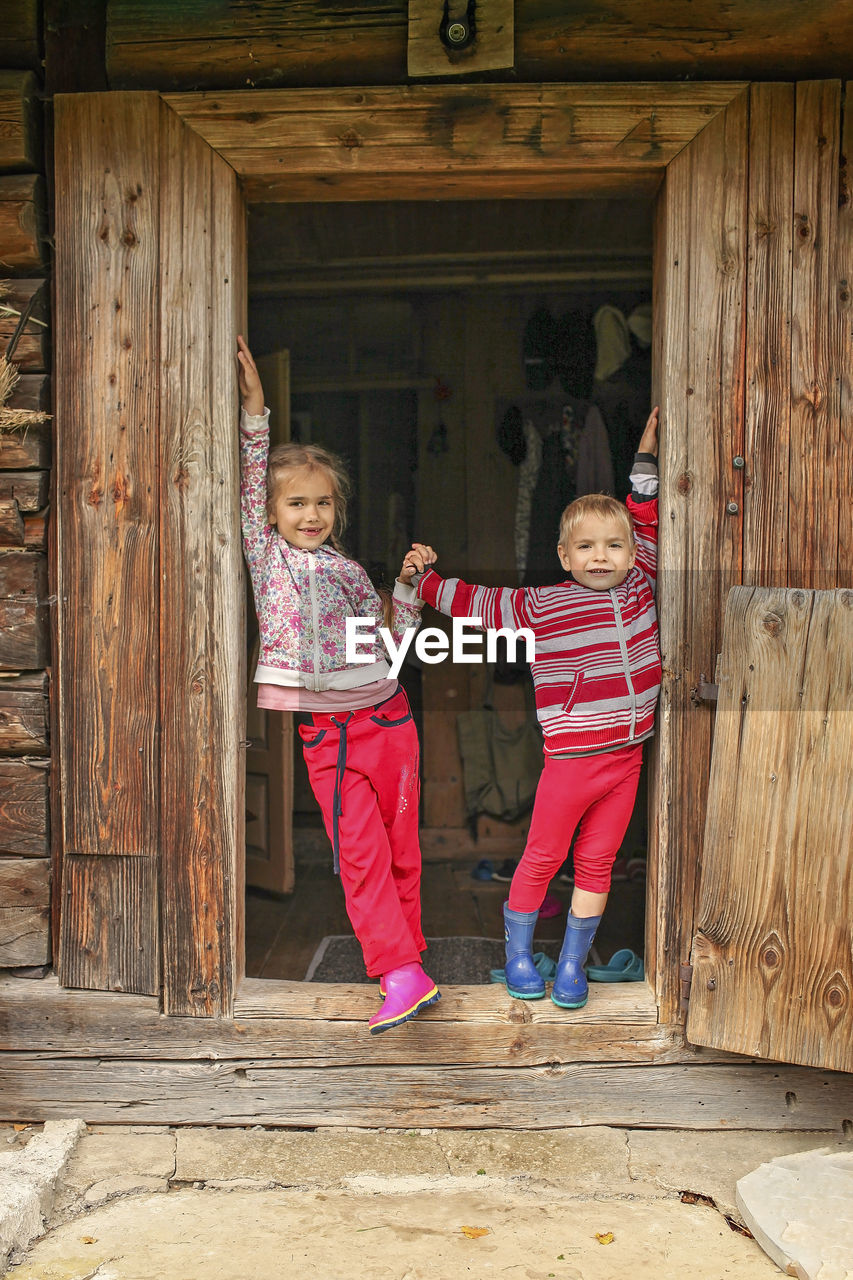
[{"x1": 237, "y1": 334, "x2": 265, "y2": 417}]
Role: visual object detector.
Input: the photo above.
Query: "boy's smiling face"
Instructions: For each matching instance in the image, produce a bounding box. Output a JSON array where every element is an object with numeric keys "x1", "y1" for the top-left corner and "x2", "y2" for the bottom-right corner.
[
  {"x1": 269, "y1": 465, "x2": 336, "y2": 550},
  {"x1": 557, "y1": 513, "x2": 636, "y2": 590}
]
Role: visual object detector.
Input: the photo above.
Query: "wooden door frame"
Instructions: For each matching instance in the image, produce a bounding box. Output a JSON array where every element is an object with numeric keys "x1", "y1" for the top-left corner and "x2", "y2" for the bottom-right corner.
[{"x1": 56, "y1": 82, "x2": 749, "y2": 1028}]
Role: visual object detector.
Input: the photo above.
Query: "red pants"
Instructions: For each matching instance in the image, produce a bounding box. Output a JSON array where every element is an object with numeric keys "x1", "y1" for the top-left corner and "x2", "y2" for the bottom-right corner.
[
  {"x1": 508, "y1": 743, "x2": 643, "y2": 909},
  {"x1": 299, "y1": 687, "x2": 425, "y2": 977}
]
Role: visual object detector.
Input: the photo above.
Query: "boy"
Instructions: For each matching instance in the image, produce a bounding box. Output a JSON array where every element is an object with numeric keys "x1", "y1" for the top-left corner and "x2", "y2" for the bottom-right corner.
[{"x1": 400, "y1": 407, "x2": 660, "y2": 1008}]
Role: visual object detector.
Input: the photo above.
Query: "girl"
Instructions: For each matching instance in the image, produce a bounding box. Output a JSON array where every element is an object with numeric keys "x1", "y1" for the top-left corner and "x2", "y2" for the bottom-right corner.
[{"x1": 236, "y1": 336, "x2": 439, "y2": 1034}]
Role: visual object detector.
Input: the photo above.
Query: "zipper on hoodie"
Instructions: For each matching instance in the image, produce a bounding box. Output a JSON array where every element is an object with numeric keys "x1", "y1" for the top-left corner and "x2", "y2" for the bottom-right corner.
[
  {"x1": 610, "y1": 587, "x2": 637, "y2": 739},
  {"x1": 307, "y1": 553, "x2": 321, "y2": 691}
]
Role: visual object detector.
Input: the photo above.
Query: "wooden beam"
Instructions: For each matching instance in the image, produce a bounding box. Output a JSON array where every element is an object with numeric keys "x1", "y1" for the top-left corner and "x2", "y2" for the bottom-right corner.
[
  {"x1": 54, "y1": 93, "x2": 161, "y2": 989},
  {"x1": 0, "y1": 549, "x2": 48, "y2": 670},
  {"x1": 106, "y1": 1, "x2": 853, "y2": 90},
  {"x1": 165, "y1": 83, "x2": 745, "y2": 203},
  {"x1": 0, "y1": 672, "x2": 48, "y2": 755},
  {"x1": 0, "y1": 759, "x2": 49, "y2": 856},
  {"x1": 789, "y1": 81, "x2": 842, "y2": 590},
  {"x1": 652, "y1": 89, "x2": 749, "y2": 1024},
  {"x1": 0, "y1": 909, "x2": 49, "y2": 966},
  {"x1": 0, "y1": 72, "x2": 41, "y2": 174},
  {"x1": 2, "y1": 1051, "x2": 852, "y2": 1129},
  {"x1": 0, "y1": 176, "x2": 46, "y2": 275},
  {"x1": 743, "y1": 83, "x2": 794, "y2": 588},
  {"x1": 0, "y1": 858, "x2": 49, "y2": 907},
  {"x1": 0, "y1": 1, "x2": 41, "y2": 74},
  {"x1": 0, "y1": 471, "x2": 48, "y2": 512},
  {"x1": 0, "y1": 417, "x2": 50, "y2": 470},
  {"x1": 840, "y1": 83, "x2": 853, "y2": 587},
  {"x1": 158, "y1": 99, "x2": 247, "y2": 1017},
  {"x1": 0, "y1": 279, "x2": 49, "y2": 372}
]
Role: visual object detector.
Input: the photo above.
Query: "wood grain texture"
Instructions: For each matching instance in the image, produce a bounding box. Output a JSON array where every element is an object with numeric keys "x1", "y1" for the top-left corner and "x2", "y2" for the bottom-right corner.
[
  {"x1": 0, "y1": 908, "x2": 49, "y2": 965},
  {"x1": 106, "y1": 1, "x2": 853, "y2": 89},
  {"x1": 743, "y1": 83, "x2": 794, "y2": 587},
  {"x1": 0, "y1": 279, "x2": 49, "y2": 371},
  {"x1": 158, "y1": 99, "x2": 246, "y2": 1017},
  {"x1": 0, "y1": 72, "x2": 41, "y2": 173},
  {"x1": 0, "y1": 2, "x2": 40, "y2": 74},
  {"x1": 165, "y1": 83, "x2": 744, "y2": 203},
  {"x1": 789, "y1": 81, "x2": 841, "y2": 590},
  {"x1": 54, "y1": 93, "x2": 159, "y2": 859},
  {"x1": 0, "y1": 174, "x2": 46, "y2": 274},
  {"x1": 0, "y1": 471, "x2": 47, "y2": 512},
  {"x1": 3, "y1": 1052, "x2": 853, "y2": 1129},
  {"x1": 408, "y1": 0, "x2": 514, "y2": 78},
  {"x1": 0, "y1": 759, "x2": 48, "y2": 855},
  {"x1": 0, "y1": 499, "x2": 24, "y2": 547},
  {"x1": 58, "y1": 852, "x2": 159, "y2": 994},
  {"x1": 0, "y1": 672, "x2": 47, "y2": 755},
  {"x1": 653, "y1": 90, "x2": 749, "y2": 1024},
  {"x1": 687, "y1": 587, "x2": 853, "y2": 1073},
  {"x1": 0, "y1": 858, "x2": 49, "y2": 907},
  {"x1": 838, "y1": 84, "x2": 853, "y2": 586},
  {"x1": 54, "y1": 93, "x2": 161, "y2": 993},
  {"x1": 0, "y1": 548, "x2": 48, "y2": 669},
  {"x1": 0, "y1": 420, "x2": 50, "y2": 470}
]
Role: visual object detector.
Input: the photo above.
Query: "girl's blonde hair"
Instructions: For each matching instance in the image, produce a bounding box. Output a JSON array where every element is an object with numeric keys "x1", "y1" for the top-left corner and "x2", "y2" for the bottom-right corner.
[
  {"x1": 266, "y1": 441, "x2": 350, "y2": 553},
  {"x1": 558, "y1": 493, "x2": 635, "y2": 548},
  {"x1": 266, "y1": 441, "x2": 394, "y2": 629}
]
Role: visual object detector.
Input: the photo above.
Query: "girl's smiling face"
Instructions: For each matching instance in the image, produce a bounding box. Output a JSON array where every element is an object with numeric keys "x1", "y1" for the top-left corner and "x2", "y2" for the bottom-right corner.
[
  {"x1": 557, "y1": 514, "x2": 636, "y2": 590},
  {"x1": 268, "y1": 465, "x2": 336, "y2": 550}
]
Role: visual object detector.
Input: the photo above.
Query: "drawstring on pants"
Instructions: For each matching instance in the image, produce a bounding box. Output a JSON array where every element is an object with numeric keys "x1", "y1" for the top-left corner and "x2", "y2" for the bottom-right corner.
[{"x1": 329, "y1": 710, "x2": 354, "y2": 874}]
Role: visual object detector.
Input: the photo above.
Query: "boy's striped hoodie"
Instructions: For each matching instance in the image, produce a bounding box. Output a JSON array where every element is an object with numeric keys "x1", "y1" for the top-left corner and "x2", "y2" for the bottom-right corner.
[{"x1": 415, "y1": 464, "x2": 661, "y2": 757}]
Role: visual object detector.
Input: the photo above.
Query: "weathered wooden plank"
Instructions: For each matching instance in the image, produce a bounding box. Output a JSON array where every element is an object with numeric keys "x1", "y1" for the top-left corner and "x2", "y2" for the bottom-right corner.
[
  {"x1": 158, "y1": 100, "x2": 246, "y2": 1017},
  {"x1": 54, "y1": 93, "x2": 160, "y2": 863},
  {"x1": 107, "y1": 1, "x2": 853, "y2": 89},
  {"x1": 0, "y1": 547, "x2": 48, "y2": 669},
  {"x1": 165, "y1": 84, "x2": 744, "y2": 203},
  {"x1": 0, "y1": 858, "x2": 49, "y2": 908},
  {"x1": 0, "y1": 672, "x2": 48, "y2": 756},
  {"x1": 58, "y1": 853, "x2": 159, "y2": 995},
  {"x1": 789, "y1": 81, "x2": 842, "y2": 590},
  {"x1": 0, "y1": 175, "x2": 46, "y2": 274},
  {"x1": 744, "y1": 84, "x2": 794, "y2": 588},
  {"x1": 43, "y1": 0, "x2": 108, "y2": 96},
  {"x1": 3, "y1": 1053, "x2": 853, "y2": 1129},
  {"x1": 839, "y1": 83, "x2": 853, "y2": 587},
  {"x1": 0, "y1": 72, "x2": 41, "y2": 173},
  {"x1": 688, "y1": 587, "x2": 853, "y2": 1074},
  {"x1": 0, "y1": 2, "x2": 41, "y2": 74},
  {"x1": 0, "y1": 471, "x2": 48, "y2": 512},
  {"x1": 0, "y1": 908, "x2": 49, "y2": 966},
  {"x1": 0, "y1": 422, "x2": 50, "y2": 471},
  {"x1": 408, "y1": 0, "x2": 513, "y2": 78},
  {"x1": 0, "y1": 279, "x2": 49, "y2": 371},
  {"x1": 54, "y1": 93, "x2": 161, "y2": 994},
  {"x1": 0, "y1": 759, "x2": 48, "y2": 856},
  {"x1": 652, "y1": 90, "x2": 749, "y2": 1025},
  {"x1": 0, "y1": 499, "x2": 24, "y2": 547}
]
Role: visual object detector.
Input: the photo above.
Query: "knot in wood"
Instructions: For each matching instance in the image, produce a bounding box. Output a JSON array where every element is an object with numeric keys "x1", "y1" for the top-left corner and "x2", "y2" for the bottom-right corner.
[
  {"x1": 826, "y1": 986, "x2": 845, "y2": 1009},
  {"x1": 791, "y1": 590, "x2": 806, "y2": 608},
  {"x1": 761, "y1": 612, "x2": 783, "y2": 636},
  {"x1": 676, "y1": 472, "x2": 692, "y2": 495},
  {"x1": 339, "y1": 128, "x2": 362, "y2": 150},
  {"x1": 762, "y1": 947, "x2": 779, "y2": 968}
]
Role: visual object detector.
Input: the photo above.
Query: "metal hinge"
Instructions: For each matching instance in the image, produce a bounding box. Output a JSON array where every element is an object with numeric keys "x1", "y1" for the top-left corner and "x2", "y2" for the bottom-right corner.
[{"x1": 679, "y1": 962, "x2": 693, "y2": 1012}]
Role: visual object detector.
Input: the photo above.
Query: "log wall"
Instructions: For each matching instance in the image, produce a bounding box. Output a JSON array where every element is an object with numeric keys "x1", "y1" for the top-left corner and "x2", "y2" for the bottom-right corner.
[{"x1": 0, "y1": 68, "x2": 50, "y2": 973}]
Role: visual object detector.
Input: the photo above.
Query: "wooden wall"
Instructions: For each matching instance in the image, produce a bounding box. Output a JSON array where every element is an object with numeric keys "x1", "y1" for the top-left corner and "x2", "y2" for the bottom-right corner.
[
  {"x1": 0, "y1": 70, "x2": 50, "y2": 972},
  {"x1": 103, "y1": 1, "x2": 853, "y2": 89}
]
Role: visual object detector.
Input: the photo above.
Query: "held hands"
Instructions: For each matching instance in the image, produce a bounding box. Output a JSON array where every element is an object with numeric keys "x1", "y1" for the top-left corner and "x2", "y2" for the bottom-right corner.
[
  {"x1": 237, "y1": 335, "x2": 265, "y2": 417},
  {"x1": 637, "y1": 405, "x2": 660, "y2": 457},
  {"x1": 398, "y1": 542, "x2": 437, "y2": 586}
]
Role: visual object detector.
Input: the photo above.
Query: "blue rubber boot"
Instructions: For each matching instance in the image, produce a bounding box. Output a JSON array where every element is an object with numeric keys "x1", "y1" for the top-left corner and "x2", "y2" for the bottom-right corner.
[
  {"x1": 503, "y1": 903, "x2": 546, "y2": 1000},
  {"x1": 551, "y1": 913, "x2": 602, "y2": 1009}
]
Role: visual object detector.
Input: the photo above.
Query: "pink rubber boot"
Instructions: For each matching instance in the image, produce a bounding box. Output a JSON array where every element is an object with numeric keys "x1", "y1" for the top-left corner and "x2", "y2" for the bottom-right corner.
[{"x1": 369, "y1": 963, "x2": 440, "y2": 1034}]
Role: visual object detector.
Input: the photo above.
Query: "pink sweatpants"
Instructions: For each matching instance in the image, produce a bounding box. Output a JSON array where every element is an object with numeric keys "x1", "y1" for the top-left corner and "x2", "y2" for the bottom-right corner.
[
  {"x1": 508, "y1": 742, "x2": 644, "y2": 910},
  {"x1": 299, "y1": 687, "x2": 425, "y2": 977}
]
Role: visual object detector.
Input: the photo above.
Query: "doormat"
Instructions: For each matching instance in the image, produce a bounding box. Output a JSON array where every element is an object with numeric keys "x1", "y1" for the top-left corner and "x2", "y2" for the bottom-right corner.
[{"x1": 305, "y1": 934, "x2": 562, "y2": 986}]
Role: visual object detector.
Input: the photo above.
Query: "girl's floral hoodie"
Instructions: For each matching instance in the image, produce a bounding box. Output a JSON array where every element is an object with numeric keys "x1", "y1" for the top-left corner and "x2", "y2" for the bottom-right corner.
[{"x1": 240, "y1": 410, "x2": 422, "y2": 690}]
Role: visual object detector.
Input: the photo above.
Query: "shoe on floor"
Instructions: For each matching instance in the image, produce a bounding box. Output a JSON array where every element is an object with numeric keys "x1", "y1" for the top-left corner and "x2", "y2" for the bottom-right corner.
[
  {"x1": 586, "y1": 948, "x2": 645, "y2": 982},
  {"x1": 471, "y1": 858, "x2": 494, "y2": 881},
  {"x1": 491, "y1": 857, "x2": 518, "y2": 882}
]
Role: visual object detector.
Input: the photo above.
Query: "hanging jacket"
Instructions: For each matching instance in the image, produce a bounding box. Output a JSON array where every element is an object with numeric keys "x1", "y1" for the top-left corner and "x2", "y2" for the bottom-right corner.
[{"x1": 240, "y1": 410, "x2": 422, "y2": 691}]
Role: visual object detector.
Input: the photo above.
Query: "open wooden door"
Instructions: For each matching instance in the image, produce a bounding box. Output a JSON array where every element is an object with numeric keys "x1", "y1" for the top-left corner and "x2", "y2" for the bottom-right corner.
[{"x1": 686, "y1": 586, "x2": 853, "y2": 1073}]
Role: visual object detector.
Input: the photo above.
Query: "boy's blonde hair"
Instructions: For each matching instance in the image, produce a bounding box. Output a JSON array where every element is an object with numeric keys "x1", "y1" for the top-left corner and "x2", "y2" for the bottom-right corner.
[
  {"x1": 266, "y1": 441, "x2": 351, "y2": 552},
  {"x1": 558, "y1": 493, "x2": 634, "y2": 549}
]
